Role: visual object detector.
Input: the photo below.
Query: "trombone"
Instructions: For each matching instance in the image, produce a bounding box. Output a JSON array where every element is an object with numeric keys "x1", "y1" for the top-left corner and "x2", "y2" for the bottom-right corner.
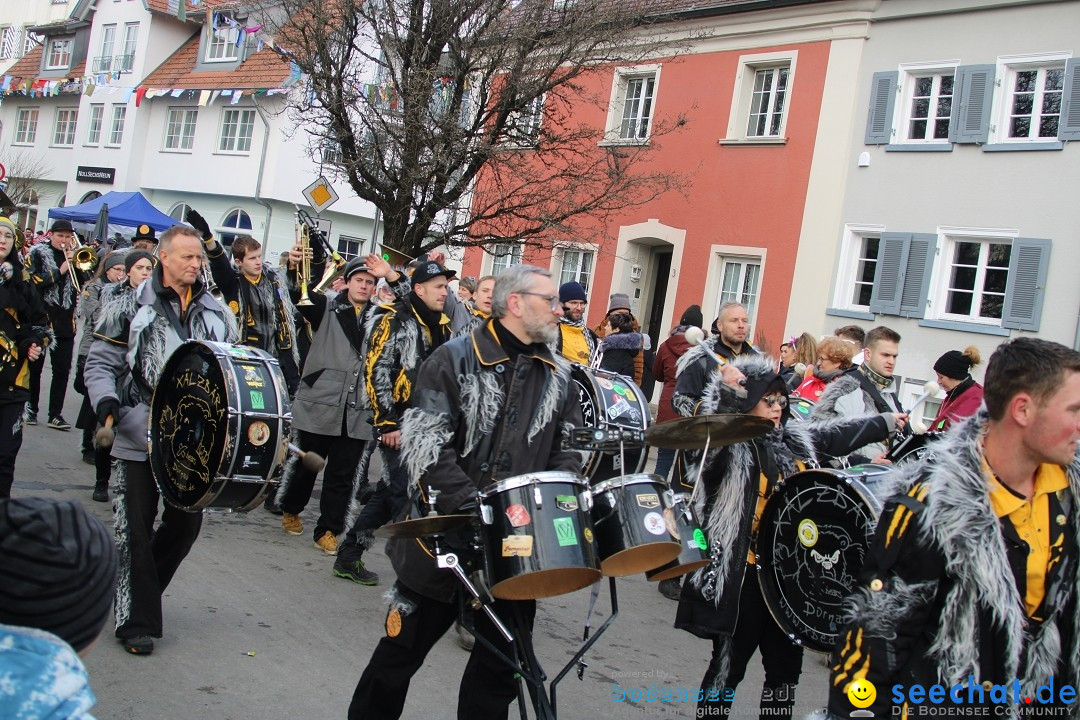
[{"x1": 65, "y1": 238, "x2": 98, "y2": 294}]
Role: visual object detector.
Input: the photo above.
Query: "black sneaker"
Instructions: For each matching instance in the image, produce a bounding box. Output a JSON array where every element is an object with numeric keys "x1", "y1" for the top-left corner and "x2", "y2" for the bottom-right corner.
[
  {"x1": 23, "y1": 405, "x2": 37, "y2": 426},
  {"x1": 121, "y1": 635, "x2": 154, "y2": 655},
  {"x1": 658, "y1": 578, "x2": 682, "y2": 601},
  {"x1": 82, "y1": 450, "x2": 96, "y2": 465},
  {"x1": 47, "y1": 415, "x2": 71, "y2": 430},
  {"x1": 332, "y1": 552, "x2": 378, "y2": 585},
  {"x1": 93, "y1": 485, "x2": 110, "y2": 503}
]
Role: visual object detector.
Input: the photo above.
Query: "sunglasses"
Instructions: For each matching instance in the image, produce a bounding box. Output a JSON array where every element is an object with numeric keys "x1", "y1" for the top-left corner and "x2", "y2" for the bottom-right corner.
[{"x1": 761, "y1": 394, "x2": 788, "y2": 409}]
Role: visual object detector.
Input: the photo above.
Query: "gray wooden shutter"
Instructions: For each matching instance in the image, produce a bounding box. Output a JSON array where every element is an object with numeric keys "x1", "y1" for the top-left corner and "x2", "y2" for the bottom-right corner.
[
  {"x1": 898, "y1": 233, "x2": 937, "y2": 318},
  {"x1": 1058, "y1": 58, "x2": 1080, "y2": 141},
  {"x1": 949, "y1": 64, "x2": 996, "y2": 144},
  {"x1": 868, "y1": 232, "x2": 909, "y2": 315},
  {"x1": 1002, "y1": 237, "x2": 1051, "y2": 331},
  {"x1": 865, "y1": 71, "x2": 898, "y2": 145}
]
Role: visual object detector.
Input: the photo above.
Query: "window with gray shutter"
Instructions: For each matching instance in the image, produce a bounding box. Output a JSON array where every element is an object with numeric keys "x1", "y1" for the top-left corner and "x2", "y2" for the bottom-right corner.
[
  {"x1": 865, "y1": 71, "x2": 898, "y2": 145},
  {"x1": 899, "y1": 233, "x2": 937, "y2": 318},
  {"x1": 1002, "y1": 237, "x2": 1051, "y2": 331},
  {"x1": 869, "y1": 232, "x2": 937, "y2": 318},
  {"x1": 1059, "y1": 58, "x2": 1080, "y2": 141},
  {"x1": 949, "y1": 65, "x2": 995, "y2": 144},
  {"x1": 868, "y1": 232, "x2": 907, "y2": 314}
]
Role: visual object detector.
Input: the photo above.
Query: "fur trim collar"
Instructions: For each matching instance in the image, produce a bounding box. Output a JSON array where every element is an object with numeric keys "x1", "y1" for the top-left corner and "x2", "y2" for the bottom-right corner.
[{"x1": 598, "y1": 332, "x2": 642, "y2": 352}]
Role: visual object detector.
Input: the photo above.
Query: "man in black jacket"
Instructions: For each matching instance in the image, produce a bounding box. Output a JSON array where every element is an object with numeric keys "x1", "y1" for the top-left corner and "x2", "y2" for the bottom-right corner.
[{"x1": 347, "y1": 265, "x2": 583, "y2": 720}]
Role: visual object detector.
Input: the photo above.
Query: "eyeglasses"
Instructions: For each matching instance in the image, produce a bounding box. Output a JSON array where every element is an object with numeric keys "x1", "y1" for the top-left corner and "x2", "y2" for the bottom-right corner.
[
  {"x1": 761, "y1": 394, "x2": 788, "y2": 409},
  {"x1": 516, "y1": 291, "x2": 560, "y2": 312}
]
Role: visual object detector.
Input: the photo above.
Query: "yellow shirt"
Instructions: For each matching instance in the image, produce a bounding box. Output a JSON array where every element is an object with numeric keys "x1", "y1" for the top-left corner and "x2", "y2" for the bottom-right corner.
[
  {"x1": 985, "y1": 460, "x2": 1069, "y2": 618},
  {"x1": 748, "y1": 471, "x2": 769, "y2": 564}
]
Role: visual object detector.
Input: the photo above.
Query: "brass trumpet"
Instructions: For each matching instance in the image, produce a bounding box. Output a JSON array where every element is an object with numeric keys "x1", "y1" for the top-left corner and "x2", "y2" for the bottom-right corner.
[
  {"x1": 65, "y1": 238, "x2": 98, "y2": 294},
  {"x1": 296, "y1": 221, "x2": 314, "y2": 306},
  {"x1": 294, "y1": 209, "x2": 346, "y2": 303}
]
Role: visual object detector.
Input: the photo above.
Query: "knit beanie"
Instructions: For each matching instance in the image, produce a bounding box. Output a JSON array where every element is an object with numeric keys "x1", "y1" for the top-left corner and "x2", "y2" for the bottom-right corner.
[
  {"x1": 0, "y1": 216, "x2": 18, "y2": 238},
  {"x1": 101, "y1": 251, "x2": 126, "y2": 273},
  {"x1": 0, "y1": 498, "x2": 118, "y2": 652},
  {"x1": 934, "y1": 350, "x2": 973, "y2": 380},
  {"x1": 679, "y1": 304, "x2": 703, "y2": 329},
  {"x1": 559, "y1": 281, "x2": 587, "y2": 303},
  {"x1": 124, "y1": 249, "x2": 154, "y2": 273}
]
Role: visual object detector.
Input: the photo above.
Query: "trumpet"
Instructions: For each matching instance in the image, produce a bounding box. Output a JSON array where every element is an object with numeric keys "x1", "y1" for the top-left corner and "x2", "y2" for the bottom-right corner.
[
  {"x1": 64, "y1": 238, "x2": 98, "y2": 294},
  {"x1": 295, "y1": 220, "x2": 314, "y2": 307},
  {"x1": 294, "y1": 208, "x2": 346, "y2": 300}
]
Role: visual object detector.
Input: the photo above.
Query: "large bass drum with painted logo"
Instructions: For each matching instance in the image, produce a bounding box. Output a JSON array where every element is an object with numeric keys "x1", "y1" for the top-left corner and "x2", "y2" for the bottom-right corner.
[
  {"x1": 149, "y1": 341, "x2": 290, "y2": 512},
  {"x1": 755, "y1": 464, "x2": 895, "y2": 653},
  {"x1": 571, "y1": 365, "x2": 650, "y2": 482},
  {"x1": 479, "y1": 471, "x2": 601, "y2": 600}
]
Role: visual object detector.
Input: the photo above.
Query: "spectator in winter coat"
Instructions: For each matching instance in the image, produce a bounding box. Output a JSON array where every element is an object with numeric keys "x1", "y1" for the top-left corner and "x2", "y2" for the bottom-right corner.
[{"x1": 930, "y1": 345, "x2": 984, "y2": 431}]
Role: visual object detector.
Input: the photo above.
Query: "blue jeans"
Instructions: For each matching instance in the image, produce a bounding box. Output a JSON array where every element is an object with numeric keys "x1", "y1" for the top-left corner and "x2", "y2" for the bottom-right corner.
[{"x1": 653, "y1": 447, "x2": 676, "y2": 481}]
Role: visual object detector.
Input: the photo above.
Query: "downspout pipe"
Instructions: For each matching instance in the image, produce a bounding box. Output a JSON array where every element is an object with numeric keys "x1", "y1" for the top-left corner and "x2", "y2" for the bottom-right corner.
[{"x1": 251, "y1": 95, "x2": 273, "y2": 250}]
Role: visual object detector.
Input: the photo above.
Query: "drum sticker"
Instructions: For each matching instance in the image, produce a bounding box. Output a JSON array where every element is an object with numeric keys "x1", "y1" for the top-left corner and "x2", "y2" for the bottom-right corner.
[
  {"x1": 692, "y1": 528, "x2": 708, "y2": 550},
  {"x1": 386, "y1": 608, "x2": 402, "y2": 638},
  {"x1": 596, "y1": 377, "x2": 614, "y2": 390},
  {"x1": 643, "y1": 512, "x2": 667, "y2": 536},
  {"x1": 555, "y1": 495, "x2": 578, "y2": 512},
  {"x1": 242, "y1": 366, "x2": 265, "y2": 388},
  {"x1": 606, "y1": 398, "x2": 632, "y2": 420},
  {"x1": 553, "y1": 517, "x2": 578, "y2": 546},
  {"x1": 505, "y1": 504, "x2": 531, "y2": 528},
  {"x1": 663, "y1": 508, "x2": 680, "y2": 539},
  {"x1": 583, "y1": 527, "x2": 594, "y2": 543},
  {"x1": 798, "y1": 518, "x2": 819, "y2": 548},
  {"x1": 613, "y1": 384, "x2": 636, "y2": 402},
  {"x1": 250, "y1": 390, "x2": 265, "y2": 410},
  {"x1": 501, "y1": 535, "x2": 534, "y2": 557},
  {"x1": 248, "y1": 421, "x2": 271, "y2": 446},
  {"x1": 636, "y1": 493, "x2": 660, "y2": 509}
]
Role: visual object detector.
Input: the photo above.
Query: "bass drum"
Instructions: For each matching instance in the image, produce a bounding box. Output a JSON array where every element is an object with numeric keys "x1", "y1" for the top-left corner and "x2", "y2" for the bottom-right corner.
[
  {"x1": 149, "y1": 341, "x2": 290, "y2": 512},
  {"x1": 571, "y1": 365, "x2": 650, "y2": 482},
  {"x1": 756, "y1": 464, "x2": 896, "y2": 654}
]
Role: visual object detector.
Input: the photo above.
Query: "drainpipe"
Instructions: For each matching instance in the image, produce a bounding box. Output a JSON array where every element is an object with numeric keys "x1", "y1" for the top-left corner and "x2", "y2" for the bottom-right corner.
[{"x1": 250, "y1": 95, "x2": 273, "y2": 250}]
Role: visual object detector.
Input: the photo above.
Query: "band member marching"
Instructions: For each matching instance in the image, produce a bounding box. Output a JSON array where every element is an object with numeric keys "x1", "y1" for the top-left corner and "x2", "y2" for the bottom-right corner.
[
  {"x1": 85, "y1": 226, "x2": 238, "y2": 656},
  {"x1": 348, "y1": 265, "x2": 584, "y2": 719}
]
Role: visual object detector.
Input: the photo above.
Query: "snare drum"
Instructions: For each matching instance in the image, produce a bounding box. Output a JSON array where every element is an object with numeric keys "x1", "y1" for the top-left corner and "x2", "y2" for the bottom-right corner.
[
  {"x1": 886, "y1": 431, "x2": 942, "y2": 464},
  {"x1": 479, "y1": 471, "x2": 601, "y2": 600},
  {"x1": 756, "y1": 464, "x2": 896, "y2": 653},
  {"x1": 149, "y1": 341, "x2": 290, "y2": 512},
  {"x1": 571, "y1": 365, "x2": 650, "y2": 482},
  {"x1": 787, "y1": 396, "x2": 816, "y2": 423},
  {"x1": 646, "y1": 492, "x2": 710, "y2": 582},
  {"x1": 590, "y1": 474, "x2": 681, "y2": 577}
]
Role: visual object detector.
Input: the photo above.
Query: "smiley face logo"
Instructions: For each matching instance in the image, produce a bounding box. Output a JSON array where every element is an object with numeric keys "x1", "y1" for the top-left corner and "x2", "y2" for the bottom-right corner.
[{"x1": 846, "y1": 678, "x2": 876, "y2": 709}]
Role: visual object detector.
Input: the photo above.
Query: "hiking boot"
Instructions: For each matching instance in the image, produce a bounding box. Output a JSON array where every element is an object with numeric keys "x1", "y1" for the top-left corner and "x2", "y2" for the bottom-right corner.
[
  {"x1": 23, "y1": 405, "x2": 37, "y2": 426},
  {"x1": 47, "y1": 415, "x2": 71, "y2": 430},
  {"x1": 121, "y1": 635, "x2": 154, "y2": 655},
  {"x1": 332, "y1": 552, "x2": 379, "y2": 585},
  {"x1": 92, "y1": 484, "x2": 110, "y2": 503},
  {"x1": 282, "y1": 512, "x2": 304, "y2": 535},
  {"x1": 658, "y1": 578, "x2": 682, "y2": 601},
  {"x1": 314, "y1": 531, "x2": 339, "y2": 555}
]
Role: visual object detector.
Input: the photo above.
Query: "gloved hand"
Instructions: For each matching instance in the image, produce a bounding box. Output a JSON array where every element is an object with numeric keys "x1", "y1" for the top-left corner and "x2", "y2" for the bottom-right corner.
[
  {"x1": 73, "y1": 355, "x2": 87, "y2": 395},
  {"x1": 96, "y1": 398, "x2": 120, "y2": 426},
  {"x1": 184, "y1": 207, "x2": 213, "y2": 241}
]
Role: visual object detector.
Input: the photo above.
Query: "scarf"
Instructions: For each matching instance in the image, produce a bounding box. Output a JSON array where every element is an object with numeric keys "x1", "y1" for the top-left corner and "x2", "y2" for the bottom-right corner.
[
  {"x1": 408, "y1": 292, "x2": 445, "y2": 351},
  {"x1": 859, "y1": 360, "x2": 893, "y2": 389}
]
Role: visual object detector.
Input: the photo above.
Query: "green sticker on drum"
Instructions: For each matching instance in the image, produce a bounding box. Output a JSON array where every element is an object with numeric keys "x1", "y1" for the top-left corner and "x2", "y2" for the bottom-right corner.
[
  {"x1": 553, "y1": 517, "x2": 577, "y2": 546},
  {"x1": 693, "y1": 528, "x2": 707, "y2": 550},
  {"x1": 250, "y1": 390, "x2": 265, "y2": 410}
]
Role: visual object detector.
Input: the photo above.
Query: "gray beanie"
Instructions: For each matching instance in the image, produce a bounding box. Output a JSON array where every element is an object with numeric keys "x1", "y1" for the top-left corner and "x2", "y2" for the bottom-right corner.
[{"x1": 0, "y1": 498, "x2": 117, "y2": 652}]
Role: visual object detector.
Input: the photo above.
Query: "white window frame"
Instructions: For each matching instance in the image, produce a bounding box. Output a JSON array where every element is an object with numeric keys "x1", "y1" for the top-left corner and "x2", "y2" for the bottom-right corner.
[
  {"x1": 163, "y1": 107, "x2": 198, "y2": 152},
  {"x1": 603, "y1": 64, "x2": 661, "y2": 145},
  {"x1": 927, "y1": 226, "x2": 1019, "y2": 328},
  {"x1": 488, "y1": 243, "x2": 523, "y2": 275},
  {"x1": 0, "y1": 26, "x2": 19, "y2": 60},
  {"x1": 216, "y1": 208, "x2": 252, "y2": 246},
  {"x1": 723, "y1": 51, "x2": 797, "y2": 143},
  {"x1": 337, "y1": 236, "x2": 364, "y2": 261},
  {"x1": 85, "y1": 104, "x2": 104, "y2": 145},
  {"x1": 45, "y1": 38, "x2": 72, "y2": 69},
  {"x1": 97, "y1": 24, "x2": 116, "y2": 72},
  {"x1": 894, "y1": 61, "x2": 959, "y2": 145},
  {"x1": 23, "y1": 29, "x2": 37, "y2": 56},
  {"x1": 205, "y1": 24, "x2": 240, "y2": 63},
  {"x1": 120, "y1": 22, "x2": 138, "y2": 72},
  {"x1": 168, "y1": 202, "x2": 191, "y2": 222},
  {"x1": 107, "y1": 105, "x2": 127, "y2": 147},
  {"x1": 218, "y1": 108, "x2": 255, "y2": 153},
  {"x1": 832, "y1": 223, "x2": 886, "y2": 312},
  {"x1": 503, "y1": 94, "x2": 545, "y2": 147},
  {"x1": 716, "y1": 255, "x2": 763, "y2": 328},
  {"x1": 557, "y1": 247, "x2": 595, "y2": 294},
  {"x1": 14, "y1": 107, "x2": 38, "y2": 145},
  {"x1": 52, "y1": 107, "x2": 77, "y2": 147},
  {"x1": 990, "y1": 52, "x2": 1072, "y2": 144}
]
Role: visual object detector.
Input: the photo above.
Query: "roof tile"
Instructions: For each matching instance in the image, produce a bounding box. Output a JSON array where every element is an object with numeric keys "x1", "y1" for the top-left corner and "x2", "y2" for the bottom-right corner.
[{"x1": 141, "y1": 33, "x2": 291, "y2": 90}]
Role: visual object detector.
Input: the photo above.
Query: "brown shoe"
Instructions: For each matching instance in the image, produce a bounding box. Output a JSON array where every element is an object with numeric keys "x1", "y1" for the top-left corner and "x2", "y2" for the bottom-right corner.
[
  {"x1": 282, "y1": 512, "x2": 304, "y2": 536},
  {"x1": 314, "y1": 531, "x2": 339, "y2": 556}
]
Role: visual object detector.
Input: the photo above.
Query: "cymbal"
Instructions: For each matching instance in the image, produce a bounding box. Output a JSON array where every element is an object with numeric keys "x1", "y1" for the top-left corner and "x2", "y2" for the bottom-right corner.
[
  {"x1": 644, "y1": 414, "x2": 773, "y2": 450},
  {"x1": 374, "y1": 514, "x2": 474, "y2": 539}
]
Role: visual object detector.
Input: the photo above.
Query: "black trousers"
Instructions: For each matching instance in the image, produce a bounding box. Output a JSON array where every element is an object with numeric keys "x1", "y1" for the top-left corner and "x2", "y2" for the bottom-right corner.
[
  {"x1": 28, "y1": 334, "x2": 74, "y2": 418},
  {"x1": 0, "y1": 401, "x2": 24, "y2": 498},
  {"x1": 343, "y1": 445, "x2": 408, "y2": 550},
  {"x1": 114, "y1": 460, "x2": 203, "y2": 639},
  {"x1": 277, "y1": 428, "x2": 367, "y2": 539},
  {"x1": 699, "y1": 574, "x2": 803, "y2": 719},
  {"x1": 349, "y1": 581, "x2": 536, "y2": 720}
]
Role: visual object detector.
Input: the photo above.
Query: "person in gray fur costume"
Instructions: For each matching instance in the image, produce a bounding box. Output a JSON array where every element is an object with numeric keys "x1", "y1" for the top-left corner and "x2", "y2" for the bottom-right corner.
[
  {"x1": 673, "y1": 354, "x2": 895, "y2": 719},
  {"x1": 84, "y1": 225, "x2": 238, "y2": 656},
  {"x1": 821, "y1": 337, "x2": 1080, "y2": 718}
]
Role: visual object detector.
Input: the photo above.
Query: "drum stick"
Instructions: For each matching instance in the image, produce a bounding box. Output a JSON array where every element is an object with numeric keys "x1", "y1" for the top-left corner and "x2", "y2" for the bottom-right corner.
[
  {"x1": 95, "y1": 416, "x2": 115, "y2": 449},
  {"x1": 905, "y1": 381, "x2": 941, "y2": 436},
  {"x1": 288, "y1": 443, "x2": 327, "y2": 473}
]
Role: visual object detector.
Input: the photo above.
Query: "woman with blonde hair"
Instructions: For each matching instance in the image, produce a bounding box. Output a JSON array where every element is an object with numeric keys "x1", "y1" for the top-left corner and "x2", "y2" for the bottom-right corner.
[
  {"x1": 793, "y1": 336, "x2": 854, "y2": 402},
  {"x1": 930, "y1": 345, "x2": 983, "y2": 431}
]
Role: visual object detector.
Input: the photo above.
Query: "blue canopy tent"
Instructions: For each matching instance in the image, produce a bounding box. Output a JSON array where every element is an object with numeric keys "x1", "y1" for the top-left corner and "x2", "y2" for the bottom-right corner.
[{"x1": 48, "y1": 191, "x2": 177, "y2": 231}]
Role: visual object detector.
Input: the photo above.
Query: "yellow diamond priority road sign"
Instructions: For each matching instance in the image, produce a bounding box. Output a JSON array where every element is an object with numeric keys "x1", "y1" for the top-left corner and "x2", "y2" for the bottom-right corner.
[{"x1": 303, "y1": 176, "x2": 339, "y2": 213}]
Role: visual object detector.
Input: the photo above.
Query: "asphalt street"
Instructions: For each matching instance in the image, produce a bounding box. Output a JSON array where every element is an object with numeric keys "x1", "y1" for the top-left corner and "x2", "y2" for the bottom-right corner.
[{"x1": 9, "y1": 359, "x2": 832, "y2": 720}]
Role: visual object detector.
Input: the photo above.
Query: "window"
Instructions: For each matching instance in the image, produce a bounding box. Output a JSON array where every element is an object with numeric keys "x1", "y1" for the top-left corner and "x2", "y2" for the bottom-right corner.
[
  {"x1": 119, "y1": 23, "x2": 138, "y2": 72},
  {"x1": 163, "y1": 108, "x2": 198, "y2": 151},
  {"x1": 45, "y1": 38, "x2": 72, "y2": 69},
  {"x1": 605, "y1": 65, "x2": 660, "y2": 144},
  {"x1": 504, "y1": 95, "x2": 545, "y2": 146},
  {"x1": 108, "y1": 105, "x2": 127, "y2": 146},
  {"x1": 850, "y1": 235, "x2": 880, "y2": 308},
  {"x1": 15, "y1": 108, "x2": 38, "y2": 144},
  {"x1": 559, "y1": 249, "x2": 594, "y2": 291},
  {"x1": 219, "y1": 109, "x2": 255, "y2": 153},
  {"x1": 321, "y1": 140, "x2": 343, "y2": 166},
  {"x1": 0, "y1": 26, "x2": 19, "y2": 59},
  {"x1": 746, "y1": 66, "x2": 789, "y2": 138},
  {"x1": 95, "y1": 25, "x2": 116, "y2": 72},
  {"x1": 904, "y1": 72, "x2": 954, "y2": 141},
  {"x1": 939, "y1": 239, "x2": 1012, "y2": 323},
  {"x1": 205, "y1": 24, "x2": 239, "y2": 62},
  {"x1": 338, "y1": 236, "x2": 363, "y2": 260},
  {"x1": 717, "y1": 257, "x2": 761, "y2": 322},
  {"x1": 80, "y1": 191, "x2": 102, "y2": 203},
  {"x1": 168, "y1": 203, "x2": 191, "y2": 222},
  {"x1": 52, "y1": 108, "x2": 77, "y2": 146},
  {"x1": 724, "y1": 52, "x2": 796, "y2": 143},
  {"x1": 490, "y1": 243, "x2": 522, "y2": 275},
  {"x1": 217, "y1": 209, "x2": 252, "y2": 247},
  {"x1": 1005, "y1": 65, "x2": 1065, "y2": 140},
  {"x1": 86, "y1": 104, "x2": 103, "y2": 145},
  {"x1": 22, "y1": 30, "x2": 34, "y2": 56}
]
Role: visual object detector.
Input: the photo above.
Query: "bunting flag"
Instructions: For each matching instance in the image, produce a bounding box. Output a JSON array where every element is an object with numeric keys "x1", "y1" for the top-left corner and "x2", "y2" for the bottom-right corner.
[{"x1": 198, "y1": 89, "x2": 211, "y2": 106}]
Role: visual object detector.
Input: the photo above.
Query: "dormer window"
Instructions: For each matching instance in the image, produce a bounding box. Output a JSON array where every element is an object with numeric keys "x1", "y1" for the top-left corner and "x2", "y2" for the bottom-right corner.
[
  {"x1": 204, "y1": 17, "x2": 240, "y2": 63},
  {"x1": 45, "y1": 38, "x2": 72, "y2": 69}
]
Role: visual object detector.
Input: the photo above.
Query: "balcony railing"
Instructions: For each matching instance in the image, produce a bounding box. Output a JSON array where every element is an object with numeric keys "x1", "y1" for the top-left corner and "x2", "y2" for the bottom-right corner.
[{"x1": 92, "y1": 53, "x2": 136, "y2": 74}]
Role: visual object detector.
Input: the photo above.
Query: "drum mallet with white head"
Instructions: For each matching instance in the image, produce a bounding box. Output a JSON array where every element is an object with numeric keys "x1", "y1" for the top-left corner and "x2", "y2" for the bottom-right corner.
[
  {"x1": 288, "y1": 443, "x2": 327, "y2": 473},
  {"x1": 684, "y1": 327, "x2": 726, "y2": 367},
  {"x1": 95, "y1": 416, "x2": 115, "y2": 448},
  {"x1": 905, "y1": 381, "x2": 941, "y2": 435}
]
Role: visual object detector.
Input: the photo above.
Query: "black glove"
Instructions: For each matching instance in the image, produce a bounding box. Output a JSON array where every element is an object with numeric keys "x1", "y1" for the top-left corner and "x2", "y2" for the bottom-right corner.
[
  {"x1": 96, "y1": 398, "x2": 120, "y2": 426},
  {"x1": 73, "y1": 355, "x2": 87, "y2": 395},
  {"x1": 184, "y1": 207, "x2": 213, "y2": 241}
]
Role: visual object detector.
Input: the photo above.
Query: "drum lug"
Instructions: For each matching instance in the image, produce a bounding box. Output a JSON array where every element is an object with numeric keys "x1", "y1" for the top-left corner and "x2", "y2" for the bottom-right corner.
[
  {"x1": 663, "y1": 489, "x2": 675, "y2": 507},
  {"x1": 534, "y1": 484, "x2": 543, "y2": 507},
  {"x1": 581, "y1": 489, "x2": 592, "y2": 512},
  {"x1": 480, "y1": 504, "x2": 493, "y2": 525}
]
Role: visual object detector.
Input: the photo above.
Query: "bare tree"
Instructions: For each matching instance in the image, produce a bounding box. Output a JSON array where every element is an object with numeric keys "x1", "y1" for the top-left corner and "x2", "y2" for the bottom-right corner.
[
  {"x1": 261, "y1": 0, "x2": 691, "y2": 258},
  {"x1": 0, "y1": 146, "x2": 53, "y2": 230}
]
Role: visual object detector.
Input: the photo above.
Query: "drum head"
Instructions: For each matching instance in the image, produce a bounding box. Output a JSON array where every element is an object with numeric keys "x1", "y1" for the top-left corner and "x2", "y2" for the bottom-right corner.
[
  {"x1": 571, "y1": 366, "x2": 650, "y2": 481},
  {"x1": 787, "y1": 397, "x2": 816, "y2": 422},
  {"x1": 756, "y1": 466, "x2": 890, "y2": 653}
]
